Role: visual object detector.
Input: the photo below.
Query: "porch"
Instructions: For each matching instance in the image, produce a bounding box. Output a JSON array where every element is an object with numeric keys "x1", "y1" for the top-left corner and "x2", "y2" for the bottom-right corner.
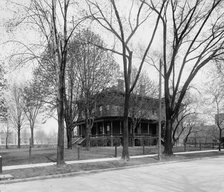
[{"x1": 74, "y1": 116, "x2": 158, "y2": 147}]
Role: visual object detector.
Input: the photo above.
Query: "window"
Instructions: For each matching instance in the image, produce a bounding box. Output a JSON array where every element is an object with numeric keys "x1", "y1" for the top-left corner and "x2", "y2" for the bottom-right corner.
[
  {"x1": 107, "y1": 125, "x2": 110, "y2": 132},
  {"x1": 99, "y1": 106, "x2": 103, "y2": 115},
  {"x1": 152, "y1": 109, "x2": 157, "y2": 115}
]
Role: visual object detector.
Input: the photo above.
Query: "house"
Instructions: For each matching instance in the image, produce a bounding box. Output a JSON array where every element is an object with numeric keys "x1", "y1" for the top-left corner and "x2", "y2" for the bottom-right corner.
[{"x1": 74, "y1": 80, "x2": 165, "y2": 146}]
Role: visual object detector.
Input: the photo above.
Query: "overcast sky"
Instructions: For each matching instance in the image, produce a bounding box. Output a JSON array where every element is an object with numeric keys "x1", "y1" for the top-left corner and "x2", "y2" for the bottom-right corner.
[{"x1": 0, "y1": 0, "x2": 218, "y2": 133}]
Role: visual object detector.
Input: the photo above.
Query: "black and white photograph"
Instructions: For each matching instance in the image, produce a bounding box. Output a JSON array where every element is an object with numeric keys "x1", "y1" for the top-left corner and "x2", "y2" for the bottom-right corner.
[{"x1": 0, "y1": 0, "x2": 224, "y2": 191}]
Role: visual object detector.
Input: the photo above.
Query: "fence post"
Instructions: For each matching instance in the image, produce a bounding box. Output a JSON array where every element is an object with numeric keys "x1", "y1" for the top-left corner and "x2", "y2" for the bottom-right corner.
[
  {"x1": 29, "y1": 138, "x2": 32, "y2": 160},
  {"x1": 77, "y1": 145, "x2": 80, "y2": 160},
  {"x1": 0, "y1": 156, "x2": 2, "y2": 174},
  {"x1": 115, "y1": 145, "x2": 117, "y2": 157},
  {"x1": 184, "y1": 143, "x2": 186, "y2": 152}
]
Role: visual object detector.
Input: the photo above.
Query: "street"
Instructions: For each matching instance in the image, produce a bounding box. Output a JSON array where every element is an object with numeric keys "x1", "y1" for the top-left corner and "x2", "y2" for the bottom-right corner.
[{"x1": 1, "y1": 156, "x2": 224, "y2": 192}]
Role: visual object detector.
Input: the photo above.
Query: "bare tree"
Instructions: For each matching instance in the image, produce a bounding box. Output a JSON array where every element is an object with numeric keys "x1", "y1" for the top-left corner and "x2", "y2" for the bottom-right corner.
[
  {"x1": 35, "y1": 129, "x2": 48, "y2": 145},
  {"x1": 22, "y1": 79, "x2": 45, "y2": 147},
  {"x1": 86, "y1": 0, "x2": 165, "y2": 160},
  {"x1": 32, "y1": 29, "x2": 118, "y2": 149},
  {"x1": 129, "y1": 68, "x2": 158, "y2": 146},
  {"x1": 0, "y1": 109, "x2": 12, "y2": 149},
  {"x1": 171, "y1": 91, "x2": 200, "y2": 146},
  {"x1": 0, "y1": 65, "x2": 11, "y2": 148},
  {"x1": 6, "y1": 83, "x2": 26, "y2": 148},
  {"x1": 73, "y1": 29, "x2": 119, "y2": 150},
  {"x1": 204, "y1": 78, "x2": 224, "y2": 151},
  {"x1": 7, "y1": 0, "x2": 86, "y2": 164},
  {"x1": 147, "y1": 0, "x2": 224, "y2": 155}
]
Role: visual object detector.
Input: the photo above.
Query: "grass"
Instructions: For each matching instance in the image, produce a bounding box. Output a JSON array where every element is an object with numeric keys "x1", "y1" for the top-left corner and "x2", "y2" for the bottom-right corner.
[
  {"x1": 1, "y1": 145, "x2": 159, "y2": 166},
  {"x1": 1, "y1": 145, "x2": 223, "y2": 181},
  {"x1": 1, "y1": 144, "x2": 216, "y2": 166}
]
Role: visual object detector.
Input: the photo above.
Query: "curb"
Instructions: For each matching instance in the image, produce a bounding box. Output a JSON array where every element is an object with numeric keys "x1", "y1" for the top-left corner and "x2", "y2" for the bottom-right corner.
[{"x1": 1, "y1": 151, "x2": 223, "y2": 185}]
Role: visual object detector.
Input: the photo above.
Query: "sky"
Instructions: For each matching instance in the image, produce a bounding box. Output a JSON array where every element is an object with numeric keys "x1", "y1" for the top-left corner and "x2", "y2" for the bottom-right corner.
[{"x1": 0, "y1": 0, "x2": 219, "y2": 135}]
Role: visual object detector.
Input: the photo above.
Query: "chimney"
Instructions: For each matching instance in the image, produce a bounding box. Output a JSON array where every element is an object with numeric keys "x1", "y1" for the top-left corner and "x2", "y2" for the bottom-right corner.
[
  {"x1": 140, "y1": 84, "x2": 146, "y2": 96},
  {"x1": 117, "y1": 79, "x2": 124, "y2": 92}
]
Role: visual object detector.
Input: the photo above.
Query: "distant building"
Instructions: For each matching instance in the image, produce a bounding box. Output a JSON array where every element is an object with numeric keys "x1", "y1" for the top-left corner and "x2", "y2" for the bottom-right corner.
[
  {"x1": 215, "y1": 113, "x2": 224, "y2": 125},
  {"x1": 186, "y1": 124, "x2": 218, "y2": 144}
]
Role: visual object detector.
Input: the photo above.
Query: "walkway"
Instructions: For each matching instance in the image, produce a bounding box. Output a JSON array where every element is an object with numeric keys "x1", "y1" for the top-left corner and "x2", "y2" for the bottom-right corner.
[{"x1": 3, "y1": 149, "x2": 217, "y2": 171}]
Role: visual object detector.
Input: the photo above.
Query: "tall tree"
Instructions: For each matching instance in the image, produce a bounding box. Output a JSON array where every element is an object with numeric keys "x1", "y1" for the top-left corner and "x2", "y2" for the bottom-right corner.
[
  {"x1": 86, "y1": 0, "x2": 165, "y2": 160},
  {"x1": 22, "y1": 79, "x2": 45, "y2": 147},
  {"x1": 72, "y1": 29, "x2": 119, "y2": 150},
  {"x1": 0, "y1": 65, "x2": 11, "y2": 149},
  {"x1": 148, "y1": 0, "x2": 224, "y2": 155},
  {"x1": 7, "y1": 0, "x2": 85, "y2": 164},
  {"x1": 172, "y1": 91, "x2": 199, "y2": 146},
  {"x1": 6, "y1": 83, "x2": 26, "y2": 148},
  {"x1": 129, "y1": 68, "x2": 158, "y2": 146},
  {"x1": 32, "y1": 29, "x2": 118, "y2": 149},
  {"x1": 204, "y1": 77, "x2": 224, "y2": 151}
]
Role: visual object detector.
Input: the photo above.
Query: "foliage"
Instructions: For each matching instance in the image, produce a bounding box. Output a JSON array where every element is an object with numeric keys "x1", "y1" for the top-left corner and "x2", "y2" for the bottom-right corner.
[{"x1": 72, "y1": 29, "x2": 120, "y2": 149}]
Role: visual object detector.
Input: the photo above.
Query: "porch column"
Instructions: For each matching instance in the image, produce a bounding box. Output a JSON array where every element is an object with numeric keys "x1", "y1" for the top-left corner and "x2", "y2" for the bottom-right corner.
[
  {"x1": 96, "y1": 123, "x2": 98, "y2": 137},
  {"x1": 110, "y1": 121, "x2": 113, "y2": 146},
  {"x1": 80, "y1": 125, "x2": 82, "y2": 136},
  {"x1": 102, "y1": 122, "x2": 105, "y2": 135},
  {"x1": 139, "y1": 122, "x2": 141, "y2": 134},
  {"x1": 139, "y1": 122, "x2": 142, "y2": 146},
  {"x1": 147, "y1": 123, "x2": 150, "y2": 135},
  {"x1": 111, "y1": 121, "x2": 113, "y2": 136}
]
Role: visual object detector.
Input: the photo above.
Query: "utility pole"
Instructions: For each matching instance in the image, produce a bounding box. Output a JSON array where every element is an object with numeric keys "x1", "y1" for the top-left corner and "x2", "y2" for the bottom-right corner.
[{"x1": 158, "y1": 59, "x2": 162, "y2": 160}]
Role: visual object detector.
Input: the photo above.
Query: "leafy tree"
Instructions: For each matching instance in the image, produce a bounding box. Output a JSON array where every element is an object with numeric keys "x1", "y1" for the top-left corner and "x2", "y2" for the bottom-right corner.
[
  {"x1": 72, "y1": 29, "x2": 119, "y2": 150},
  {"x1": 32, "y1": 29, "x2": 119, "y2": 149}
]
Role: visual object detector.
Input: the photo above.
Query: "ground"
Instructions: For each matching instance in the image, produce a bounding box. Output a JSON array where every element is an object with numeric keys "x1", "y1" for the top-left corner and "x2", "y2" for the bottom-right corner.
[
  {"x1": 1, "y1": 146, "x2": 221, "y2": 179},
  {"x1": 1, "y1": 155, "x2": 224, "y2": 192}
]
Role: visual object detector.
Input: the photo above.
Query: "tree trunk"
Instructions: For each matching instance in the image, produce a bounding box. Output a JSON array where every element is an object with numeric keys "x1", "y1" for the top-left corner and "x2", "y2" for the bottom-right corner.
[
  {"x1": 85, "y1": 122, "x2": 91, "y2": 150},
  {"x1": 5, "y1": 135, "x2": 8, "y2": 149},
  {"x1": 66, "y1": 126, "x2": 73, "y2": 149},
  {"x1": 131, "y1": 123, "x2": 135, "y2": 147},
  {"x1": 30, "y1": 124, "x2": 34, "y2": 147},
  {"x1": 163, "y1": 119, "x2": 173, "y2": 155},
  {"x1": 56, "y1": 68, "x2": 65, "y2": 165},
  {"x1": 122, "y1": 92, "x2": 130, "y2": 160},
  {"x1": 18, "y1": 126, "x2": 21, "y2": 148},
  {"x1": 219, "y1": 129, "x2": 222, "y2": 152}
]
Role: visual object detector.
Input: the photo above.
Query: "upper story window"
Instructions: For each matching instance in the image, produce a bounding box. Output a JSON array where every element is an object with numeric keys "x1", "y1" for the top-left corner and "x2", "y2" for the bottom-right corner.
[
  {"x1": 81, "y1": 111, "x2": 85, "y2": 119},
  {"x1": 152, "y1": 109, "x2": 157, "y2": 115},
  {"x1": 106, "y1": 105, "x2": 110, "y2": 111},
  {"x1": 99, "y1": 106, "x2": 103, "y2": 115}
]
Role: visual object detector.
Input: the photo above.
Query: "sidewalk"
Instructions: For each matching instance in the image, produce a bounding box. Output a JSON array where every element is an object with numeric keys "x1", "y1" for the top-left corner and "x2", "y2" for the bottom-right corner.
[{"x1": 3, "y1": 149, "x2": 218, "y2": 171}]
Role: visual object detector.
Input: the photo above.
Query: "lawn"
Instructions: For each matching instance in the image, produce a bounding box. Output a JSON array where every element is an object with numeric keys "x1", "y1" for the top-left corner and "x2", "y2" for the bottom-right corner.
[
  {"x1": 2, "y1": 150, "x2": 224, "y2": 180},
  {"x1": 0, "y1": 145, "x2": 159, "y2": 166},
  {"x1": 0, "y1": 144, "x2": 218, "y2": 166},
  {"x1": 0, "y1": 145, "x2": 223, "y2": 181}
]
